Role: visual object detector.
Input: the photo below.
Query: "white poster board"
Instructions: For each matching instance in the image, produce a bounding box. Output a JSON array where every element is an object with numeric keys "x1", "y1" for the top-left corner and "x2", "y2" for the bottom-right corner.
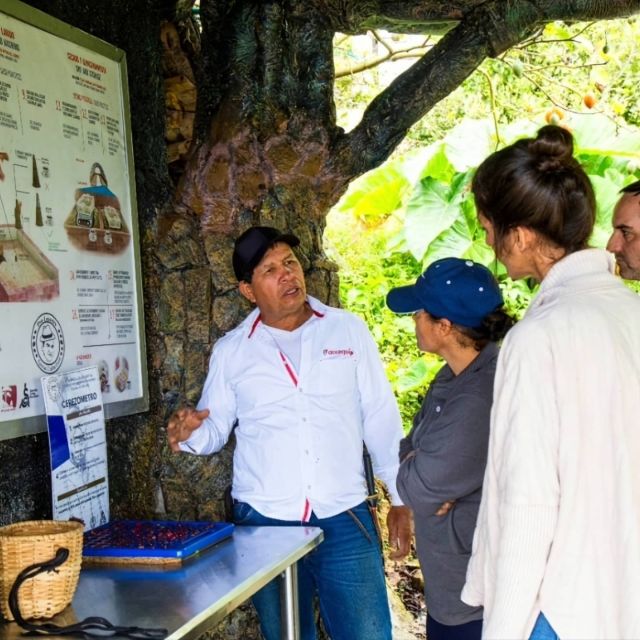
[
  {"x1": 0, "y1": 0, "x2": 148, "y2": 439},
  {"x1": 43, "y1": 365, "x2": 109, "y2": 530}
]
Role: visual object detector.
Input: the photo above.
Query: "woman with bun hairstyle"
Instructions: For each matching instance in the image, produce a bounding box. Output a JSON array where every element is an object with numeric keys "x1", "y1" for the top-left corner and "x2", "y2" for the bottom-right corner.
[
  {"x1": 387, "y1": 257, "x2": 514, "y2": 640},
  {"x1": 461, "y1": 125, "x2": 640, "y2": 640}
]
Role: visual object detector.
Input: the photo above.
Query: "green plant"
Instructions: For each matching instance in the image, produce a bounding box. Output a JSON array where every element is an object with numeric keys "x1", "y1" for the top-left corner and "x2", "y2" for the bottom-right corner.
[{"x1": 326, "y1": 112, "x2": 640, "y2": 433}]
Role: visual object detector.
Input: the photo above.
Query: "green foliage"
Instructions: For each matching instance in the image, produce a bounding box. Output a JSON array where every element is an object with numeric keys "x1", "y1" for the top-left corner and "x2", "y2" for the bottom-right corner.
[
  {"x1": 330, "y1": 19, "x2": 640, "y2": 432},
  {"x1": 326, "y1": 110, "x2": 640, "y2": 433},
  {"x1": 334, "y1": 18, "x2": 640, "y2": 150}
]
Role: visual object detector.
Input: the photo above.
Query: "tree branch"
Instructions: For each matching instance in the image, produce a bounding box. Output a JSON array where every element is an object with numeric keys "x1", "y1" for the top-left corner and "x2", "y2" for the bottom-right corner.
[
  {"x1": 335, "y1": 35, "x2": 430, "y2": 77},
  {"x1": 321, "y1": 0, "x2": 484, "y2": 34},
  {"x1": 322, "y1": 0, "x2": 640, "y2": 32},
  {"x1": 330, "y1": 0, "x2": 640, "y2": 177},
  {"x1": 477, "y1": 67, "x2": 502, "y2": 149},
  {"x1": 372, "y1": 30, "x2": 395, "y2": 55}
]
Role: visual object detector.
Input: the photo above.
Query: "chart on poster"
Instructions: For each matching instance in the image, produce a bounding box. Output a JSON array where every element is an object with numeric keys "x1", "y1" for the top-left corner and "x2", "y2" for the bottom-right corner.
[{"x1": 0, "y1": 1, "x2": 147, "y2": 439}]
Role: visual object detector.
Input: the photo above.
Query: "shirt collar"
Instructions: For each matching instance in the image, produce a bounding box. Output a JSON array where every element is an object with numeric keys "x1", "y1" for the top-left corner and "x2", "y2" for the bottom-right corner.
[
  {"x1": 246, "y1": 296, "x2": 326, "y2": 339},
  {"x1": 527, "y1": 248, "x2": 615, "y2": 314},
  {"x1": 436, "y1": 341, "x2": 499, "y2": 385}
]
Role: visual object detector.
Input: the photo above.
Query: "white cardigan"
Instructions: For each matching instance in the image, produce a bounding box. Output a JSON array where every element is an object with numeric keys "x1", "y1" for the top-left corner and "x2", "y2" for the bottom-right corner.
[{"x1": 462, "y1": 249, "x2": 640, "y2": 640}]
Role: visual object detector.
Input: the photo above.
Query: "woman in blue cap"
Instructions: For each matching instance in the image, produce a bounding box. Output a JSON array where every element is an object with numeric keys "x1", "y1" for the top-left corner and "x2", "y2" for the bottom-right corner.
[{"x1": 387, "y1": 257, "x2": 514, "y2": 640}]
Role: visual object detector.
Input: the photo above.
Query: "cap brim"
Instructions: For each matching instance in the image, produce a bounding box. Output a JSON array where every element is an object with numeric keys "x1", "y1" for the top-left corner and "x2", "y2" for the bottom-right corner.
[{"x1": 386, "y1": 285, "x2": 423, "y2": 313}]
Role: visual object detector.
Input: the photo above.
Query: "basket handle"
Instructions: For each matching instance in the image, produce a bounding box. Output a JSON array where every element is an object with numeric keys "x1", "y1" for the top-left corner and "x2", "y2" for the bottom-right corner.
[{"x1": 8, "y1": 549, "x2": 167, "y2": 639}]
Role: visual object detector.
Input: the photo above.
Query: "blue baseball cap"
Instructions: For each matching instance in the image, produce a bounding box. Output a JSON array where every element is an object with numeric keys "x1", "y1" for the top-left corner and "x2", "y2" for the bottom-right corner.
[{"x1": 386, "y1": 258, "x2": 503, "y2": 328}]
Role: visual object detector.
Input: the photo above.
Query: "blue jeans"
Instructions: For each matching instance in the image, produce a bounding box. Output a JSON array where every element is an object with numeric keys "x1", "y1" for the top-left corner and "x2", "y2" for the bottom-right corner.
[
  {"x1": 233, "y1": 501, "x2": 391, "y2": 640},
  {"x1": 529, "y1": 613, "x2": 559, "y2": 640}
]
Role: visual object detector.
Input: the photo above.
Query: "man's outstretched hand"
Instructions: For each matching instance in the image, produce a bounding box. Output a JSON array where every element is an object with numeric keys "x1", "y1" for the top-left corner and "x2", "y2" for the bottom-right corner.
[{"x1": 167, "y1": 407, "x2": 210, "y2": 452}]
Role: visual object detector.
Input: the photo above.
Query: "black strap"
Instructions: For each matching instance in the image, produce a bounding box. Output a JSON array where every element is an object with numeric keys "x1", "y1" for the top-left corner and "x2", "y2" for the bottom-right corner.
[
  {"x1": 363, "y1": 446, "x2": 378, "y2": 508},
  {"x1": 363, "y1": 447, "x2": 383, "y2": 549},
  {"x1": 9, "y1": 547, "x2": 167, "y2": 639}
]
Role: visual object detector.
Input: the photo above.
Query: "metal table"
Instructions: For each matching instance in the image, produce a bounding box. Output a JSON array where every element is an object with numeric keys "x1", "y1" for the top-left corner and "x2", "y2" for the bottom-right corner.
[{"x1": 0, "y1": 525, "x2": 323, "y2": 640}]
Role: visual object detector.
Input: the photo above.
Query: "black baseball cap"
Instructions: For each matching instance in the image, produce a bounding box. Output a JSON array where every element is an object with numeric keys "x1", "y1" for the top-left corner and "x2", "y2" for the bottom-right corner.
[{"x1": 232, "y1": 226, "x2": 300, "y2": 281}]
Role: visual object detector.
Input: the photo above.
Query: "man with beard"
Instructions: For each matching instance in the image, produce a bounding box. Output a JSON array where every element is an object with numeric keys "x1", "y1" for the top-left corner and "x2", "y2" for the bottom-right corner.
[{"x1": 608, "y1": 180, "x2": 640, "y2": 280}]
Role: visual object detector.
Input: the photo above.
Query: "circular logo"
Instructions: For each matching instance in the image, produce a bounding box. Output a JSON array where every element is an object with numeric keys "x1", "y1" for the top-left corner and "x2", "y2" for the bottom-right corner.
[{"x1": 31, "y1": 313, "x2": 65, "y2": 373}]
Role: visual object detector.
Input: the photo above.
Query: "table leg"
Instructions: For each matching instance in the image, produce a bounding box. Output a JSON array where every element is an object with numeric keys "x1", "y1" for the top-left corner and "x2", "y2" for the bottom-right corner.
[{"x1": 279, "y1": 562, "x2": 300, "y2": 640}]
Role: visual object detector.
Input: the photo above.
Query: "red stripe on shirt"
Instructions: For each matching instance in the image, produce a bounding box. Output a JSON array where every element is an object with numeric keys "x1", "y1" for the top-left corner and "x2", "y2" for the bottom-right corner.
[
  {"x1": 279, "y1": 351, "x2": 298, "y2": 386},
  {"x1": 302, "y1": 498, "x2": 311, "y2": 522},
  {"x1": 248, "y1": 314, "x2": 262, "y2": 338}
]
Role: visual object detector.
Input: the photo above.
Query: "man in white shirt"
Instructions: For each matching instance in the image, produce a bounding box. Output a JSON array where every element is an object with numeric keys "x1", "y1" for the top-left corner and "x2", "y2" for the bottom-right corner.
[
  {"x1": 167, "y1": 226, "x2": 411, "y2": 640},
  {"x1": 607, "y1": 180, "x2": 640, "y2": 280}
]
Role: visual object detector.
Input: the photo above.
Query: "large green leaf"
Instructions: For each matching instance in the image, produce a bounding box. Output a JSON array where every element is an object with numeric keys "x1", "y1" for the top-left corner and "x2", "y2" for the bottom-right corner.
[
  {"x1": 352, "y1": 176, "x2": 407, "y2": 224},
  {"x1": 571, "y1": 113, "x2": 640, "y2": 156},
  {"x1": 335, "y1": 147, "x2": 442, "y2": 225},
  {"x1": 422, "y1": 213, "x2": 475, "y2": 265},
  {"x1": 419, "y1": 144, "x2": 455, "y2": 184},
  {"x1": 403, "y1": 177, "x2": 461, "y2": 260},
  {"x1": 500, "y1": 118, "x2": 540, "y2": 145},
  {"x1": 414, "y1": 185, "x2": 495, "y2": 267},
  {"x1": 578, "y1": 153, "x2": 616, "y2": 177},
  {"x1": 395, "y1": 356, "x2": 442, "y2": 393},
  {"x1": 403, "y1": 145, "x2": 442, "y2": 184},
  {"x1": 444, "y1": 119, "x2": 495, "y2": 171},
  {"x1": 337, "y1": 163, "x2": 409, "y2": 215}
]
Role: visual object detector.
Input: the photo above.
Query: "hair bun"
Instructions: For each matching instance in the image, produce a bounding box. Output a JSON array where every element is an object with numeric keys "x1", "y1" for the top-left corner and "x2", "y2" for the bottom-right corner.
[{"x1": 529, "y1": 124, "x2": 574, "y2": 172}]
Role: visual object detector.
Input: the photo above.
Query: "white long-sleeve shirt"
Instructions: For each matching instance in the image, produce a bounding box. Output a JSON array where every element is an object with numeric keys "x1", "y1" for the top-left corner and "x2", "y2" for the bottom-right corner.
[
  {"x1": 181, "y1": 296, "x2": 403, "y2": 520},
  {"x1": 462, "y1": 249, "x2": 640, "y2": 639}
]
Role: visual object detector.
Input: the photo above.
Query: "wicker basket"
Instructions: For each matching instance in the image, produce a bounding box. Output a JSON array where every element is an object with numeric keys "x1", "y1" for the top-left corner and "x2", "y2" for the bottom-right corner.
[{"x1": 0, "y1": 520, "x2": 83, "y2": 621}]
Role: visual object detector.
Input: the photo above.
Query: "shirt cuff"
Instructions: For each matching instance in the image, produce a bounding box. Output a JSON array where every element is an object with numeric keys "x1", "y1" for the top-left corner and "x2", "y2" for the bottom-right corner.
[
  {"x1": 178, "y1": 423, "x2": 209, "y2": 454},
  {"x1": 461, "y1": 582, "x2": 483, "y2": 607},
  {"x1": 379, "y1": 470, "x2": 404, "y2": 505}
]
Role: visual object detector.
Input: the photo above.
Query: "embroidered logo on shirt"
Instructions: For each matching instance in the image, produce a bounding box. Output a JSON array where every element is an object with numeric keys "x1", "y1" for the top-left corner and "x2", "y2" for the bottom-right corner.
[{"x1": 322, "y1": 348, "x2": 354, "y2": 357}]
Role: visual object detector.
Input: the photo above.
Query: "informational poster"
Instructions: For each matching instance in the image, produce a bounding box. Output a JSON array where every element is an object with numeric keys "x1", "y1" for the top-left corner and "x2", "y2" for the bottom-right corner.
[
  {"x1": 43, "y1": 366, "x2": 109, "y2": 530},
  {"x1": 0, "y1": 0, "x2": 148, "y2": 440}
]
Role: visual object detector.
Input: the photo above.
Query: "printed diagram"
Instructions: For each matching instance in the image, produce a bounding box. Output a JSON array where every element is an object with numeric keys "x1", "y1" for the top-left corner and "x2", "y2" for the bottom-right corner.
[
  {"x1": 0, "y1": 151, "x2": 60, "y2": 302},
  {"x1": 64, "y1": 162, "x2": 130, "y2": 254}
]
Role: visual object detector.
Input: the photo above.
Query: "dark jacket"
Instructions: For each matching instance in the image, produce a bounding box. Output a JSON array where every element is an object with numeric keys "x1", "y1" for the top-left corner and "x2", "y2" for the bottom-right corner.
[{"x1": 396, "y1": 342, "x2": 498, "y2": 626}]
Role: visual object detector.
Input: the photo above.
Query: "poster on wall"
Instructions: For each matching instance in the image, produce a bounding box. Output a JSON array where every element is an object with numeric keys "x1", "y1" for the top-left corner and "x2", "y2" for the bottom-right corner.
[
  {"x1": 0, "y1": 0, "x2": 148, "y2": 440},
  {"x1": 43, "y1": 366, "x2": 109, "y2": 530}
]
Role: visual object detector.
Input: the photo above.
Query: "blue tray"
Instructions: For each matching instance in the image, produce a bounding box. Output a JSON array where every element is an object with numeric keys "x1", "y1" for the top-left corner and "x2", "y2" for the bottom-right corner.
[{"x1": 83, "y1": 520, "x2": 234, "y2": 560}]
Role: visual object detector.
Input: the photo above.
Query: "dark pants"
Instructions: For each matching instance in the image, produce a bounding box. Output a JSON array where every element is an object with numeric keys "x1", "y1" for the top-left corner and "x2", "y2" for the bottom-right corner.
[{"x1": 427, "y1": 613, "x2": 483, "y2": 640}]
